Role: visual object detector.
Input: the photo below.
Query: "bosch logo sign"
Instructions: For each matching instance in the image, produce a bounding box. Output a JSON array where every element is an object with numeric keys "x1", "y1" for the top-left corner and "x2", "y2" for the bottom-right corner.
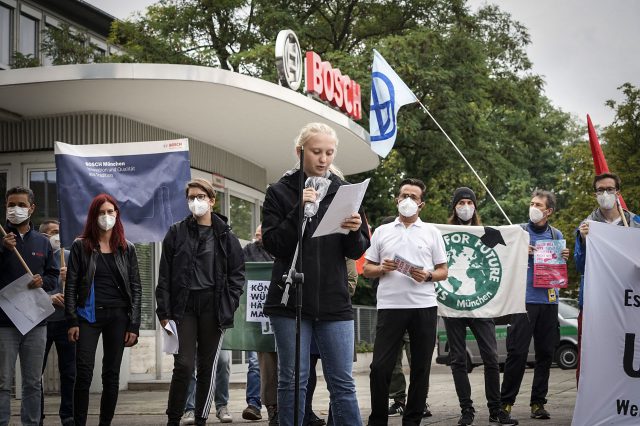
[{"x1": 275, "y1": 30, "x2": 303, "y2": 91}]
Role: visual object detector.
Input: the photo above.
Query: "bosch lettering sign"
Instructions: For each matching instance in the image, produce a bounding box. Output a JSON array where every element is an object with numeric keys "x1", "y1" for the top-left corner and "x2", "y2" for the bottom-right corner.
[{"x1": 304, "y1": 51, "x2": 362, "y2": 121}]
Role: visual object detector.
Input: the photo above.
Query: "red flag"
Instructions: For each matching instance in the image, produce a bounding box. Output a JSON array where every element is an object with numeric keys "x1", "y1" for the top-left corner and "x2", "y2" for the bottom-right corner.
[{"x1": 586, "y1": 114, "x2": 627, "y2": 209}]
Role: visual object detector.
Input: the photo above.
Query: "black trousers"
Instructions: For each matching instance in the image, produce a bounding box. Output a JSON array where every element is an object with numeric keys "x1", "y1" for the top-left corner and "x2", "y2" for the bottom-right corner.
[
  {"x1": 166, "y1": 289, "x2": 223, "y2": 425},
  {"x1": 74, "y1": 307, "x2": 128, "y2": 426},
  {"x1": 369, "y1": 307, "x2": 437, "y2": 426},
  {"x1": 41, "y1": 319, "x2": 76, "y2": 425},
  {"x1": 500, "y1": 304, "x2": 559, "y2": 406},
  {"x1": 444, "y1": 317, "x2": 500, "y2": 413}
]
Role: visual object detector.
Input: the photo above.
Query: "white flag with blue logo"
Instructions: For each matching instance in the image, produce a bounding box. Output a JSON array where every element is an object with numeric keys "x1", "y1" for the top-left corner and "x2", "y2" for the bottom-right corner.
[{"x1": 369, "y1": 49, "x2": 418, "y2": 158}]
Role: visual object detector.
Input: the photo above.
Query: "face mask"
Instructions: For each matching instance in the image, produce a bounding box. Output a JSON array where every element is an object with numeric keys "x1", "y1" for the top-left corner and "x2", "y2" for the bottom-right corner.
[
  {"x1": 49, "y1": 234, "x2": 61, "y2": 251},
  {"x1": 529, "y1": 206, "x2": 545, "y2": 224},
  {"x1": 97, "y1": 214, "x2": 116, "y2": 231},
  {"x1": 188, "y1": 198, "x2": 210, "y2": 217},
  {"x1": 6, "y1": 206, "x2": 30, "y2": 225},
  {"x1": 456, "y1": 205, "x2": 475, "y2": 222},
  {"x1": 597, "y1": 192, "x2": 617, "y2": 210},
  {"x1": 398, "y1": 198, "x2": 420, "y2": 217}
]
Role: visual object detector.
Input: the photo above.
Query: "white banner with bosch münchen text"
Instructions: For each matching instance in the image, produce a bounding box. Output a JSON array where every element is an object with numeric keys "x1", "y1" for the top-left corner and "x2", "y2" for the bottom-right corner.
[
  {"x1": 572, "y1": 221, "x2": 640, "y2": 425},
  {"x1": 434, "y1": 224, "x2": 529, "y2": 318}
]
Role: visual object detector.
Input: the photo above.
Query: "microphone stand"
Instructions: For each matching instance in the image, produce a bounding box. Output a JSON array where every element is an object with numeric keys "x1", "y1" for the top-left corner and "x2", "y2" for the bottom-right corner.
[{"x1": 280, "y1": 146, "x2": 306, "y2": 425}]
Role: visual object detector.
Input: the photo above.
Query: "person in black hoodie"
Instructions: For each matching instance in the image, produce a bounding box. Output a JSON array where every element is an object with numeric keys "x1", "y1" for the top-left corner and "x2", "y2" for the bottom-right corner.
[
  {"x1": 262, "y1": 122, "x2": 370, "y2": 426},
  {"x1": 156, "y1": 178, "x2": 245, "y2": 426},
  {"x1": 0, "y1": 186, "x2": 58, "y2": 426},
  {"x1": 65, "y1": 193, "x2": 142, "y2": 426}
]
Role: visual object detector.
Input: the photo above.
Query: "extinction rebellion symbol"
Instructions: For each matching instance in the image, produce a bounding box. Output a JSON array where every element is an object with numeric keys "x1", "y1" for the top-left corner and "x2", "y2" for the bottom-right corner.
[{"x1": 436, "y1": 232, "x2": 502, "y2": 311}]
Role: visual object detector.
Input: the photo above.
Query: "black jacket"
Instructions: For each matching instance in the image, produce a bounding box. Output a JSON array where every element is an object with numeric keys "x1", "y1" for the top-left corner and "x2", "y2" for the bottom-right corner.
[
  {"x1": 0, "y1": 221, "x2": 58, "y2": 327},
  {"x1": 262, "y1": 170, "x2": 370, "y2": 321},
  {"x1": 155, "y1": 212, "x2": 245, "y2": 329},
  {"x1": 65, "y1": 239, "x2": 142, "y2": 334}
]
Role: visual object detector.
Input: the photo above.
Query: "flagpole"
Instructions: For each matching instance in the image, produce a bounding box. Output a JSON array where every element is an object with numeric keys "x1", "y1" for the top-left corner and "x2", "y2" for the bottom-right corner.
[{"x1": 415, "y1": 99, "x2": 513, "y2": 225}]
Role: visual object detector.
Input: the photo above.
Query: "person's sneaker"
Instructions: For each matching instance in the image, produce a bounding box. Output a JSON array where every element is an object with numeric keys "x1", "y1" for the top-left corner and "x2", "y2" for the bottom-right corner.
[
  {"x1": 489, "y1": 408, "x2": 519, "y2": 425},
  {"x1": 242, "y1": 404, "x2": 262, "y2": 420},
  {"x1": 266, "y1": 405, "x2": 279, "y2": 426},
  {"x1": 216, "y1": 405, "x2": 233, "y2": 423},
  {"x1": 530, "y1": 403, "x2": 550, "y2": 419},
  {"x1": 388, "y1": 400, "x2": 405, "y2": 416},
  {"x1": 458, "y1": 408, "x2": 475, "y2": 425},
  {"x1": 423, "y1": 402, "x2": 432, "y2": 417},
  {"x1": 180, "y1": 410, "x2": 196, "y2": 425}
]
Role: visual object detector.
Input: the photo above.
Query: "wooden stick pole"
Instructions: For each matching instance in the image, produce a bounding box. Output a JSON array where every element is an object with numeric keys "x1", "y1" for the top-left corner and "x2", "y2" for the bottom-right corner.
[
  {"x1": 59, "y1": 247, "x2": 66, "y2": 291},
  {"x1": 0, "y1": 223, "x2": 33, "y2": 276},
  {"x1": 618, "y1": 199, "x2": 629, "y2": 227}
]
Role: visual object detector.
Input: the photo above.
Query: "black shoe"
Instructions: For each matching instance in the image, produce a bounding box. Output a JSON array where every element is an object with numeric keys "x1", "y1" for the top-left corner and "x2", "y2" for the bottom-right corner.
[
  {"x1": 423, "y1": 402, "x2": 432, "y2": 418},
  {"x1": 306, "y1": 411, "x2": 326, "y2": 426},
  {"x1": 489, "y1": 408, "x2": 519, "y2": 425},
  {"x1": 267, "y1": 405, "x2": 279, "y2": 426},
  {"x1": 530, "y1": 403, "x2": 550, "y2": 419},
  {"x1": 458, "y1": 408, "x2": 475, "y2": 425},
  {"x1": 388, "y1": 400, "x2": 405, "y2": 417},
  {"x1": 242, "y1": 404, "x2": 262, "y2": 420}
]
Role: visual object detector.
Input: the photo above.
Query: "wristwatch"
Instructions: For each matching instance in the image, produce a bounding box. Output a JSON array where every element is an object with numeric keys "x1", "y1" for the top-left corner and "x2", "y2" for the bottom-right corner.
[{"x1": 427, "y1": 271, "x2": 433, "y2": 282}]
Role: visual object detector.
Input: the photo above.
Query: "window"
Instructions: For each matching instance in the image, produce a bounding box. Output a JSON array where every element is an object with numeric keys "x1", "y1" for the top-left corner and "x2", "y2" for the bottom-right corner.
[
  {"x1": 28, "y1": 170, "x2": 57, "y2": 227},
  {"x1": 0, "y1": 5, "x2": 11, "y2": 66},
  {"x1": 229, "y1": 195, "x2": 254, "y2": 241},
  {"x1": 0, "y1": 171, "x2": 7, "y2": 221},
  {"x1": 19, "y1": 13, "x2": 37, "y2": 57}
]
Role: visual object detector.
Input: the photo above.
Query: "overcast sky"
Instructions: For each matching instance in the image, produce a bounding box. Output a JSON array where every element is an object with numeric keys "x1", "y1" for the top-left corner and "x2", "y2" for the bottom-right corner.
[{"x1": 87, "y1": 0, "x2": 640, "y2": 128}]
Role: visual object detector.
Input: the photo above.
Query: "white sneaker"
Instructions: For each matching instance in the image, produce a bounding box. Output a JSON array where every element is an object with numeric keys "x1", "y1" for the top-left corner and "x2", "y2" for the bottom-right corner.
[
  {"x1": 180, "y1": 410, "x2": 196, "y2": 425},
  {"x1": 216, "y1": 405, "x2": 233, "y2": 423}
]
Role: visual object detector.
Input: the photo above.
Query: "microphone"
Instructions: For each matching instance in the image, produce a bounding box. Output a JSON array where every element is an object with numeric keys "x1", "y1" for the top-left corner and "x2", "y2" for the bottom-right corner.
[{"x1": 304, "y1": 176, "x2": 331, "y2": 218}]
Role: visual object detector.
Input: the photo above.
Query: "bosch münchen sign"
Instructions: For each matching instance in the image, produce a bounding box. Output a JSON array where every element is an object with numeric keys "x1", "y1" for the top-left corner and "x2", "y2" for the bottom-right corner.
[{"x1": 275, "y1": 30, "x2": 362, "y2": 121}]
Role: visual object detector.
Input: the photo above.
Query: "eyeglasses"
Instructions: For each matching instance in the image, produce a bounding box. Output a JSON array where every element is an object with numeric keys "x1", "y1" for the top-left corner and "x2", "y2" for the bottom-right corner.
[
  {"x1": 187, "y1": 194, "x2": 208, "y2": 202},
  {"x1": 595, "y1": 187, "x2": 617, "y2": 195},
  {"x1": 398, "y1": 194, "x2": 421, "y2": 202}
]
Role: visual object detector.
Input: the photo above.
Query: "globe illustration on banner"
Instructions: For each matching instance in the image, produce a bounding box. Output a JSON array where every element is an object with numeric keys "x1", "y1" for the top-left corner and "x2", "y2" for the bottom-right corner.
[{"x1": 436, "y1": 232, "x2": 502, "y2": 311}]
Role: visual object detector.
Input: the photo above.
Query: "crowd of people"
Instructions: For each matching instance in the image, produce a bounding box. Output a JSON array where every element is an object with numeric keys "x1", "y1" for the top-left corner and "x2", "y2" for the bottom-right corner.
[{"x1": 0, "y1": 121, "x2": 637, "y2": 426}]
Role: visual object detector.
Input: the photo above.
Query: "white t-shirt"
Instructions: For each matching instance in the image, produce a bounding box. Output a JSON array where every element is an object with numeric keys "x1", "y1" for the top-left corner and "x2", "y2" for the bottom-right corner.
[{"x1": 365, "y1": 217, "x2": 447, "y2": 309}]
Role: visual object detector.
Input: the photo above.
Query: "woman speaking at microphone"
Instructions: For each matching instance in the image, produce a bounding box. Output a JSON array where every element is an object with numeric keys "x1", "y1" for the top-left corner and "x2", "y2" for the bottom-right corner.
[
  {"x1": 65, "y1": 193, "x2": 142, "y2": 426},
  {"x1": 262, "y1": 122, "x2": 370, "y2": 425}
]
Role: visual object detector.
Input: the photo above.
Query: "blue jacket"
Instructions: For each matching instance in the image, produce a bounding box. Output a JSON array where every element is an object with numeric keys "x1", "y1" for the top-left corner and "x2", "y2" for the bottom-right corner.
[{"x1": 0, "y1": 222, "x2": 59, "y2": 327}]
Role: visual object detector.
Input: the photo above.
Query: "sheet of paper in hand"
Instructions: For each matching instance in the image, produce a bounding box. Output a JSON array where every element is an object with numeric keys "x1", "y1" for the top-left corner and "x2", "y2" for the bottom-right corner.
[
  {"x1": 533, "y1": 239, "x2": 568, "y2": 288},
  {"x1": 393, "y1": 254, "x2": 423, "y2": 277}
]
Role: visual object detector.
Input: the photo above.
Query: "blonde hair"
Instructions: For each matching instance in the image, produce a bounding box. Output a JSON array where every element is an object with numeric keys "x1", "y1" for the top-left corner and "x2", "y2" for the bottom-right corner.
[{"x1": 294, "y1": 122, "x2": 344, "y2": 179}]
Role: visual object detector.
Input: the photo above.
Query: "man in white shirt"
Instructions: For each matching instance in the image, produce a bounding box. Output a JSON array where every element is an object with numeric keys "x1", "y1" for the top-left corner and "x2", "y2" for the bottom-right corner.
[{"x1": 364, "y1": 178, "x2": 448, "y2": 426}]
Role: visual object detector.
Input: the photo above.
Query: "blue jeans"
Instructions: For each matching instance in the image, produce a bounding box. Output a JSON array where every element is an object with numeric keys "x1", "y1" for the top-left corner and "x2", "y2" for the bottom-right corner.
[
  {"x1": 0, "y1": 325, "x2": 47, "y2": 426},
  {"x1": 184, "y1": 349, "x2": 231, "y2": 412},
  {"x1": 270, "y1": 316, "x2": 361, "y2": 426},
  {"x1": 246, "y1": 351, "x2": 261, "y2": 408}
]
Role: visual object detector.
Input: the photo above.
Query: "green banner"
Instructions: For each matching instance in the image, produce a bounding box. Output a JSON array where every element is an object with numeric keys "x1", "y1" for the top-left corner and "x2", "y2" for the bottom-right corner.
[{"x1": 222, "y1": 262, "x2": 276, "y2": 352}]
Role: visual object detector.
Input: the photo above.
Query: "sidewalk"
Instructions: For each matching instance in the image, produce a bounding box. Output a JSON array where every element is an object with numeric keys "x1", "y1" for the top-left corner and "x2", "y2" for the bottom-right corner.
[{"x1": 24, "y1": 364, "x2": 576, "y2": 425}]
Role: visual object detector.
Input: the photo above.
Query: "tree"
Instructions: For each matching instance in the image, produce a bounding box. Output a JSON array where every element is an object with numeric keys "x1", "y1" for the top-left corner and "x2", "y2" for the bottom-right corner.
[{"x1": 40, "y1": 23, "x2": 101, "y2": 65}]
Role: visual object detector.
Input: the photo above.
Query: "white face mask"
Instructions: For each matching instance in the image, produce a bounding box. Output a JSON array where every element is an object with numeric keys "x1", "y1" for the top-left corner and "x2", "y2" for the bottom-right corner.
[
  {"x1": 49, "y1": 234, "x2": 61, "y2": 251},
  {"x1": 597, "y1": 192, "x2": 617, "y2": 210},
  {"x1": 97, "y1": 214, "x2": 116, "y2": 231},
  {"x1": 398, "y1": 198, "x2": 420, "y2": 218},
  {"x1": 456, "y1": 205, "x2": 475, "y2": 222},
  {"x1": 529, "y1": 206, "x2": 545, "y2": 224},
  {"x1": 6, "y1": 206, "x2": 30, "y2": 225},
  {"x1": 188, "y1": 198, "x2": 210, "y2": 217}
]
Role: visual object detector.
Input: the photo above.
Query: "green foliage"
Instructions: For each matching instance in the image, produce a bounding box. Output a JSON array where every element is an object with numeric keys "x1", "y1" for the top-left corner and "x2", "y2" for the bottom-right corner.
[
  {"x1": 40, "y1": 23, "x2": 100, "y2": 65},
  {"x1": 603, "y1": 83, "x2": 640, "y2": 215},
  {"x1": 11, "y1": 52, "x2": 40, "y2": 68},
  {"x1": 355, "y1": 339, "x2": 374, "y2": 353}
]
